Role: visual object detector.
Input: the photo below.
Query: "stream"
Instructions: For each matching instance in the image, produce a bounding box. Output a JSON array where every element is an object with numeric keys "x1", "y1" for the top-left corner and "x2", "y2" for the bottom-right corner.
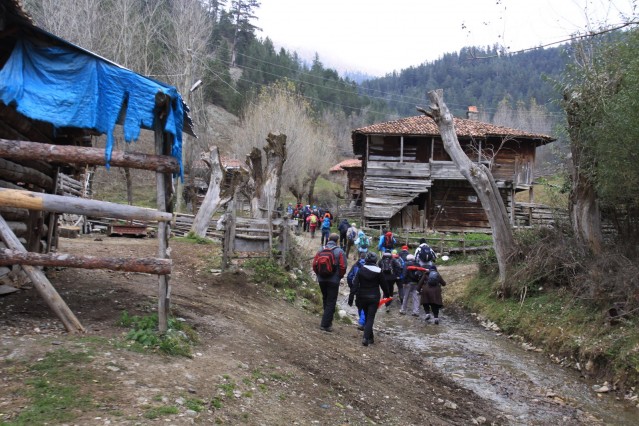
[{"x1": 339, "y1": 297, "x2": 638, "y2": 425}]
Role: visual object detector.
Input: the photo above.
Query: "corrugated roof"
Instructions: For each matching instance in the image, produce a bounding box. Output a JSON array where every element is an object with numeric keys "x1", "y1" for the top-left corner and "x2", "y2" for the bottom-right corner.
[
  {"x1": 329, "y1": 158, "x2": 361, "y2": 172},
  {"x1": 353, "y1": 115, "x2": 555, "y2": 142}
]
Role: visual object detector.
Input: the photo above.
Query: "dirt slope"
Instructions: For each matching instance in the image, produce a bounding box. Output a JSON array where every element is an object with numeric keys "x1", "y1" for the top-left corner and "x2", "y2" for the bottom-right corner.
[{"x1": 0, "y1": 236, "x2": 502, "y2": 425}]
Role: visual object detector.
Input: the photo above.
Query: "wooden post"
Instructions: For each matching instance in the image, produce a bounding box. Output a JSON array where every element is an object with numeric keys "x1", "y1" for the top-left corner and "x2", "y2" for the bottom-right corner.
[
  {"x1": 154, "y1": 100, "x2": 170, "y2": 334},
  {"x1": 461, "y1": 231, "x2": 466, "y2": 256},
  {"x1": 0, "y1": 215, "x2": 84, "y2": 333},
  {"x1": 439, "y1": 234, "x2": 444, "y2": 254}
]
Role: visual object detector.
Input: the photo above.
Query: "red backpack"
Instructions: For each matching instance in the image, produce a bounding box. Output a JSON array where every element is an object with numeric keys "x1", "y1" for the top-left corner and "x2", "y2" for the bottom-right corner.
[{"x1": 313, "y1": 247, "x2": 338, "y2": 278}]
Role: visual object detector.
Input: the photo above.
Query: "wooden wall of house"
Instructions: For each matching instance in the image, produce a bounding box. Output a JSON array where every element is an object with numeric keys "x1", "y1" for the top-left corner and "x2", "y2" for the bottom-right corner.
[
  {"x1": 488, "y1": 140, "x2": 536, "y2": 182},
  {"x1": 346, "y1": 169, "x2": 363, "y2": 202},
  {"x1": 428, "y1": 181, "x2": 510, "y2": 231}
]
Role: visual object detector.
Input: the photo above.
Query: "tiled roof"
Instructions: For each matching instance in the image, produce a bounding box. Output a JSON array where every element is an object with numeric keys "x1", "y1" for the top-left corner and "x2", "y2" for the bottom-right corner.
[
  {"x1": 329, "y1": 158, "x2": 362, "y2": 172},
  {"x1": 191, "y1": 156, "x2": 245, "y2": 171},
  {"x1": 353, "y1": 115, "x2": 555, "y2": 142}
]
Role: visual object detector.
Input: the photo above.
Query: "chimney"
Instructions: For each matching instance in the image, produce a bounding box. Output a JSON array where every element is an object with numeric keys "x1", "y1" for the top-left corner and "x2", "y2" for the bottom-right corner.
[{"x1": 467, "y1": 105, "x2": 479, "y2": 120}]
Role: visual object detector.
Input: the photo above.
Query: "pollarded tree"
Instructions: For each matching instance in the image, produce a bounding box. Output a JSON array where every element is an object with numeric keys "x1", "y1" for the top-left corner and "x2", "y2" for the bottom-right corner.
[
  {"x1": 230, "y1": 80, "x2": 337, "y2": 207},
  {"x1": 560, "y1": 29, "x2": 639, "y2": 247}
]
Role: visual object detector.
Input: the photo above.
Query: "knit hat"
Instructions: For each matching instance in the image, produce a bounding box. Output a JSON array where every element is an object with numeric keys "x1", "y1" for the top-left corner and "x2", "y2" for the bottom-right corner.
[
  {"x1": 401, "y1": 245, "x2": 408, "y2": 251},
  {"x1": 406, "y1": 254, "x2": 415, "y2": 261},
  {"x1": 382, "y1": 251, "x2": 391, "y2": 257},
  {"x1": 391, "y1": 249, "x2": 398, "y2": 255},
  {"x1": 351, "y1": 223, "x2": 356, "y2": 227}
]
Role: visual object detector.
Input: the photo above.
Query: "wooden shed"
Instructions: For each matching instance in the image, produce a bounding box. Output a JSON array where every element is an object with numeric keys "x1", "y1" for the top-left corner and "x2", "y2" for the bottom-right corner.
[
  {"x1": 329, "y1": 158, "x2": 362, "y2": 204},
  {"x1": 351, "y1": 112, "x2": 555, "y2": 231},
  {"x1": 0, "y1": 0, "x2": 194, "y2": 332}
]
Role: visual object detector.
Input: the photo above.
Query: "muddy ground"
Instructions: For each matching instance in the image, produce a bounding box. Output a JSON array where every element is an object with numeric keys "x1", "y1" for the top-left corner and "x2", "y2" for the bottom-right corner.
[
  {"x1": 0, "y1": 235, "x2": 502, "y2": 425},
  {"x1": 0, "y1": 233, "x2": 627, "y2": 425}
]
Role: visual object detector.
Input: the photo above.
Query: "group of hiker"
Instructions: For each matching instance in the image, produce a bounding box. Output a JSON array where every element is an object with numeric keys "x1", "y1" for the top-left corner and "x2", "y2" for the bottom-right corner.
[{"x1": 312, "y1": 224, "x2": 446, "y2": 347}]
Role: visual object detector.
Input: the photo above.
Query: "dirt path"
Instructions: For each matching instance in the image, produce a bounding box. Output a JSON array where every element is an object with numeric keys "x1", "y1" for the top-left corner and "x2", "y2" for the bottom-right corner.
[{"x1": 0, "y1": 232, "x2": 629, "y2": 425}]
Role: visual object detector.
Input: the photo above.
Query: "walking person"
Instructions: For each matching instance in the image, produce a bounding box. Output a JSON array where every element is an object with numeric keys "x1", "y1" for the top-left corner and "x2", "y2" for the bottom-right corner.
[
  {"x1": 337, "y1": 218, "x2": 350, "y2": 250},
  {"x1": 400, "y1": 255, "x2": 426, "y2": 316},
  {"x1": 345, "y1": 222, "x2": 358, "y2": 259},
  {"x1": 391, "y1": 249, "x2": 405, "y2": 307},
  {"x1": 415, "y1": 238, "x2": 436, "y2": 268},
  {"x1": 417, "y1": 265, "x2": 447, "y2": 324},
  {"x1": 378, "y1": 230, "x2": 396, "y2": 254},
  {"x1": 313, "y1": 233, "x2": 347, "y2": 332},
  {"x1": 348, "y1": 252, "x2": 386, "y2": 346},
  {"x1": 306, "y1": 211, "x2": 319, "y2": 238},
  {"x1": 346, "y1": 256, "x2": 367, "y2": 330},
  {"x1": 320, "y1": 214, "x2": 332, "y2": 246},
  {"x1": 377, "y1": 252, "x2": 396, "y2": 312},
  {"x1": 355, "y1": 230, "x2": 371, "y2": 261}
]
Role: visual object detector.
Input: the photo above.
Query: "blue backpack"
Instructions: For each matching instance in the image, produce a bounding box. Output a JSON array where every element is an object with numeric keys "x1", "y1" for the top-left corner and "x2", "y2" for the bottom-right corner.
[
  {"x1": 347, "y1": 260, "x2": 365, "y2": 287},
  {"x1": 321, "y1": 217, "x2": 331, "y2": 229}
]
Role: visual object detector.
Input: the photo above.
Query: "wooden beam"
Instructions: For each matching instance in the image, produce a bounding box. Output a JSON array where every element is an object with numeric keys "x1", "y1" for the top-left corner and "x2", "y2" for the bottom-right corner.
[
  {"x1": 0, "y1": 248, "x2": 172, "y2": 274},
  {"x1": 0, "y1": 214, "x2": 84, "y2": 333},
  {"x1": 0, "y1": 139, "x2": 180, "y2": 173},
  {"x1": 0, "y1": 188, "x2": 173, "y2": 222},
  {"x1": 0, "y1": 158, "x2": 54, "y2": 190}
]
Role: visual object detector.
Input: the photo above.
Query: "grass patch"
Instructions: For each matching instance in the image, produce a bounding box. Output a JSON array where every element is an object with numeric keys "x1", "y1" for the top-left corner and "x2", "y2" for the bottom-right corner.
[
  {"x1": 7, "y1": 349, "x2": 95, "y2": 425},
  {"x1": 174, "y1": 232, "x2": 216, "y2": 245},
  {"x1": 143, "y1": 405, "x2": 179, "y2": 419},
  {"x1": 460, "y1": 274, "x2": 639, "y2": 385},
  {"x1": 117, "y1": 311, "x2": 198, "y2": 357},
  {"x1": 244, "y1": 258, "x2": 292, "y2": 288}
]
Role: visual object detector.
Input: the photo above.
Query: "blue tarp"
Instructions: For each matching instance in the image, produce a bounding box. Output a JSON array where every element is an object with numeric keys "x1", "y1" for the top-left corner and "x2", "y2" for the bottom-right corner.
[{"x1": 0, "y1": 39, "x2": 184, "y2": 175}]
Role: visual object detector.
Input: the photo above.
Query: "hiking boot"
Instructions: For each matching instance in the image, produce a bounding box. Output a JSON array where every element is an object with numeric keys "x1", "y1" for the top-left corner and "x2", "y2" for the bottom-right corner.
[
  {"x1": 320, "y1": 326, "x2": 333, "y2": 332},
  {"x1": 357, "y1": 324, "x2": 364, "y2": 331},
  {"x1": 399, "y1": 310, "x2": 406, "y2": 315},
  {"x1": 386, "y1": 307, "x2": 391, "y2": 313},
  {"x1": 411, "y1": 312, "x2": 419, "y2": 317},
  {"x1": 434, "y1": 318, "x2": 440, "y2": 325},
  {"x1": 362, "y1": 338, "x2": 369, "y2": 346},
  {"x1": 369, "y1": 336, "x2": 374, "y2": 344},
  {"x1": 424, "y1": 314, "x2": 431, "y2": 321}
]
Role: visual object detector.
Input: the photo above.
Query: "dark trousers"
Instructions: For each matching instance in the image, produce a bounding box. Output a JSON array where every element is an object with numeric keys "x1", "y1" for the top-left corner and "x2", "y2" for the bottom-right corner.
[
  {"x1": 339, "y1": 232, "x2": 347, "y2": 249},
  {"x1": 422, "y1": 303, "x2": 441, "y2": 318},
  {"x1": 359, "y1": 299, "x2": 379, "y2": 342},
  {"x1": 382, "y1": 274, "x2": 394, "y2": 300},
  {"x1": 319, "y1": 281, "x2": 339, "y2": 328}
]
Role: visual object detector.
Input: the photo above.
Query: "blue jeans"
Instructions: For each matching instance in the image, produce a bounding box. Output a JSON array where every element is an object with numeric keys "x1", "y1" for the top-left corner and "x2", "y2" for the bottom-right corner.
[{"x1": 320, "y1": 228, "x2": 330, "y2": 245}]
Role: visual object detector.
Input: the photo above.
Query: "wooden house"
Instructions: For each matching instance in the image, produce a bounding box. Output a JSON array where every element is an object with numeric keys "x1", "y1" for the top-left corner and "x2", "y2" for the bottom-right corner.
[
  {"x1": 351, "y1": 111, "x2": 555, "y2": 231},
  {"x1": 0, "y1": 0, "x2": 193, "y2": 332},
  {"x1": 329, "y1": 158, "x2": 362, "y2": 204}
]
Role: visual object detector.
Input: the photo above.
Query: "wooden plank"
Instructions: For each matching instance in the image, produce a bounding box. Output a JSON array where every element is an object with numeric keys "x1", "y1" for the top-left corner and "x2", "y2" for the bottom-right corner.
[
  {"x1": 0, "y1": 158, "x2": 54, "y2": 190},
  {"x1": 0, "y1": 248, "x2": 172, "y2": 274},
  {"x1": 0, "y1": 188, "x2": 172, "y2": 222},
  {"x1": 0, "y1": 138, "x2": 180, "y2": 173}
]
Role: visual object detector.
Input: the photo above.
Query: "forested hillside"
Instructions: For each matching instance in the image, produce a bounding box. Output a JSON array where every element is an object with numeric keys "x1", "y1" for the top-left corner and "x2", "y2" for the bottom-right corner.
[{"x1": 360, "y1": 45, "x2": 568, "y2": 119}]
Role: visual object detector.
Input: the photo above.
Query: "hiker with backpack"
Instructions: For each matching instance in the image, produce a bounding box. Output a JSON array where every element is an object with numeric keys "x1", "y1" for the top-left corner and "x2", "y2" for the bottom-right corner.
[
  {"x1": 417, "y1": 264, "x2": 447, "y2": 324},
  {"x1": 337, "y1": 218, "x2": 350, "y2": 250},
  {"x1": 415, "y1": 238, "x2": 436, "y2": 268},
  {"x1": 346, "y1": 257, "x2": 367, "y2": 330},
  {"x1": 400, "y1": 254, "x2": 427, "y2": 316},
  {"x1": 347, "y1": 251, "x2": 386, "y2": 346},
  {"x1": 378, "y1": 231, "x2": 396, "y2": 254},
  {"x1": 306, "y1": 211, "x2": 319, "y2": 238},
  {"x1": 377, "y1": 252, "x2": 395, "y2": 312},
  {"x1": 355, "y1": 230, "x2": 371, "y2": 260},
  {"x1": 313, "y1": 233, "x2": 347, "y2": 332},
  {"x1": 320, "y1": 214, "x2": 332, "y2": 246},
  {"x1": 345, "y1": 222, "x2": 358, "y2": 259},
  {"x1": 302, "y1": 205, "x2": 311, "y2": 232},
  {"x1": 391, "y1": 249, "x2": 405, "y2": 307}
]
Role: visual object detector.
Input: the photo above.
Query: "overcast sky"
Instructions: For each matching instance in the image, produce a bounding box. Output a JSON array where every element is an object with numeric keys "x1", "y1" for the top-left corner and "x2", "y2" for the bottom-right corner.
[{"x1": 254, "y1": 0, "x2": 636, "y2": 76}]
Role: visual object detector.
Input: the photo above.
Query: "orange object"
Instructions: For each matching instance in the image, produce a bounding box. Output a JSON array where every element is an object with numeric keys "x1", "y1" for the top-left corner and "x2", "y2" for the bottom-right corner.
[{"x1": 378, "y1": 297, "x2": 393, "y2": 307}]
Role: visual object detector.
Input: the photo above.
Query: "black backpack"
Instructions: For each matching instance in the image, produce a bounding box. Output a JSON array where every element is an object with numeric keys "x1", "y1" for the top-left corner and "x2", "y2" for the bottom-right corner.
[
  {"x1": 418, "y1": 244, "x2": 434, "y2": 264},
  {"x1": 380, "y1": 256, "x2": 393, "y2": 274}
]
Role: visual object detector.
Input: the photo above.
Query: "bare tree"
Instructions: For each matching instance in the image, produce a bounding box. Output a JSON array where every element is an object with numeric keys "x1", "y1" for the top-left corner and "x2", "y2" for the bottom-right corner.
[
  {"x1": 231, "y1": 82, "x2": 336, "y2": 206},
  {"x1": 244, "y1": 133, "x2": 287, "y2": 219},
  {"x1": 419, "y1": 90, "x2": 515, "y2": 284}
]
